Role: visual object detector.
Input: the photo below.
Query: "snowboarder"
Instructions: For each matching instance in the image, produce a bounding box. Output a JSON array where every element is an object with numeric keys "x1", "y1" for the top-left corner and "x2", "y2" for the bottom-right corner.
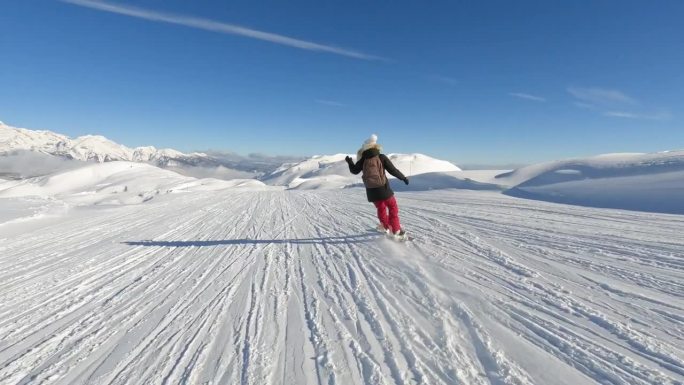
[{"x1": 345, "y1": 134, "x2": 409, "y2": 241}]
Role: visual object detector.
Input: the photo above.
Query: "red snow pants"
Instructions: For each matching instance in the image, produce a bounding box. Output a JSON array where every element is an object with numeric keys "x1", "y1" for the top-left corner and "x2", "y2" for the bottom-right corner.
[{"x1": 373, "y1": 196, "x2": 401, "y2": 233}]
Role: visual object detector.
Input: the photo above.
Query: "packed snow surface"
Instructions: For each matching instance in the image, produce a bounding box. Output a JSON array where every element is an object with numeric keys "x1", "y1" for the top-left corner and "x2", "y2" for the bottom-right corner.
[{"x1": 1, "y1": 188, "x2": 683, "y2": 385}]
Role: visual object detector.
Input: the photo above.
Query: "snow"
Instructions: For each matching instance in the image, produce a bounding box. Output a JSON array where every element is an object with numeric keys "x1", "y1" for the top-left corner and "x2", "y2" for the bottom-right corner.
[
  {"x1": 260, "y1": 149, "x2": 684, "y2": 214},
  {"x1": 69, "y1": 135, "x2": 134, "y2": 162},
  {"x1": 390, "y1": 171, "x2": 502, "y2": 192},
  {"x1": 0, "y1": 121, "x2": 199, "y2": 165},
  {"x1": 385, "y1": 153, "x2": 462, "y2": 174},
  {"x1": 0, "y1": 123, "x2": 71, "y2": 156},
  {"x1": 263, "y1": 153, "x2": 461, "y2": 189},
  {"x1": 507, "y1": 170, "x2": 684, "y2": 214},
  {"x1": 2, "y1": 121, "x2": 468, "y2": 188},
  {"x1": 0, "y1": 162, "x2": 274, "y2": 206},
  {"x1": 2, "y1": 121, "x2": 684, "y2": 384},
  {"x1": 0, "y1": 150, "x2": 84, "y2": 179},
  {"x1": 498, "y1": 150, "x2": 684, "y2": 214},
  {"x1": 494, "y1": 150, "x2": 684, "y2": 188},
  {"x1": 456, "y1": 169, "x2": 510, "y2": 185},
  {"x1": 1, "y1": 187, "x2": 682, "y2": 385}
]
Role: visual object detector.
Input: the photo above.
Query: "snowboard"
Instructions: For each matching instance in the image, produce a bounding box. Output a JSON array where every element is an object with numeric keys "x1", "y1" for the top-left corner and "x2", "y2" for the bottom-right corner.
[
  {"x1": 387, "y1": 232, "x2": 411, "y2": 242},
  {"x1": 371, "y1": 227, "x2": 412, "y2": 242}
]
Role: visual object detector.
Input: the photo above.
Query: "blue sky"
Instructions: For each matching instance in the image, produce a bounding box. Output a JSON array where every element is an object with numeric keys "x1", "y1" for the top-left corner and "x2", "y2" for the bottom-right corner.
[{"x1": 1, "y1": 0, "x2": 683, "y2": 164}]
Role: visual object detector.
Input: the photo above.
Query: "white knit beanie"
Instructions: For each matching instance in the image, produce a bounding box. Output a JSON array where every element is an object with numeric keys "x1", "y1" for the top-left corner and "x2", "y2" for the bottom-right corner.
[
  {"x1": 357, "y1": 134, "x2": 380, "y2": 159},
  {"x1": 363, "y1": 134, "x2": 378, "y2": 146}
]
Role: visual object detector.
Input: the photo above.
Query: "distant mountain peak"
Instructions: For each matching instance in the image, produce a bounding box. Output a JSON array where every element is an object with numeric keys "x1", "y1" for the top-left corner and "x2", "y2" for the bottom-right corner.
[
  {"x1": 0, "y1": 121, "x2": 200, "y2": 167},
  {"x1": 1, "y1": 120, "x2": 464, "y2": 187}
]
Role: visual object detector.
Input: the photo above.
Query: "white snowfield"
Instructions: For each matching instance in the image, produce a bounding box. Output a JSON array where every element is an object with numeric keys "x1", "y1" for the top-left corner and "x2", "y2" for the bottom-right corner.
[
  {"x1": 1, "y1": 187, "x2": 683, "y2": 385},
  {"x1": 0, "y1": 162, "x2": 271, "y2": 206}
]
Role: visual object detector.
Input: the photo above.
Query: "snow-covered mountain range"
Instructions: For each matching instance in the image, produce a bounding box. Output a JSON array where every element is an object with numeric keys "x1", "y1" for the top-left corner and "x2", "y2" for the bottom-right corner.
[
  {"x1": 3, "y1": 119, "x2": 684, "y2": 214},
  {"x1": 0, "y1": 121, "x2": 464, "y2": 186},
  {"x1": 0, "y1": 121, "x2": 208, "y2": 165}
]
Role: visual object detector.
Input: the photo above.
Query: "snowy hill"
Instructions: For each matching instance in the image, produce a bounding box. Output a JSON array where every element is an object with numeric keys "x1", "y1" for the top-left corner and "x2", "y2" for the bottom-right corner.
[
  {"x1": 0, "y1": 161, "x2": 271, "y2": 206},
  {"x1": 263, "y1": 153, "x2": 461, "y2": 189},
  {"x1": 3, "y1": 120, "x2": 684, "y2": 214},
  {"x1": 495, "y1": 151, "x2": 684, "y2": 187},
  {"x1": 0, "y1": 150, "x2": 84, "y2": 180},
  {"x1": 498, "y1": 150, "x2": 684, "y2": 214},
  {"x1": 390, "y1": 171, "x2": 502, "y2": 192}
]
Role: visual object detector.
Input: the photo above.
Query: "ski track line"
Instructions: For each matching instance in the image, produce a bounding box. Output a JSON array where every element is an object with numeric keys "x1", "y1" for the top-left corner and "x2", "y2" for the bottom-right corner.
[{"x1": 1, "y1": 189, "x2": 683, "y2": 385}]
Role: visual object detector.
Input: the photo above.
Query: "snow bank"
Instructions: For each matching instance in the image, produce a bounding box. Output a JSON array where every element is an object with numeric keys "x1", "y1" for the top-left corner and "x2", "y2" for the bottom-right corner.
[
  {"x1": 0, "y1": 162, "x2": 190, "y2": 205},
  {"x1": 391, "y1": 171, "x2": 502, "y2": 192},
  {"x1": 169, "y1": 178, "x2": 272, "y2": 192},
  {"x1": 506, "y1": 171, "x2": 684, "y2": 214},
  {"x1": 164, "y1": 165, "x2": 259, "y2": 180},
  {"x1": 287, "y1": 175, "x2": 359, "y2": 190},
  {"x1": 496, "y1": 150, "x2": 684, "y2": 187},
  {"x1": 0, "y1": 161, "x2": 275, "y2": 206},
  {"x1": 502, "y1": 150, "x2": 684, "y2": 214}
]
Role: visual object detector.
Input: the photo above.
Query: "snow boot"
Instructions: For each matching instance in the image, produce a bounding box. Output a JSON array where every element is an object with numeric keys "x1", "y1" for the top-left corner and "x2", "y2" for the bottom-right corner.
[
  {"x1": 393, "y1": 229, "x2": 408, "y2": 242},
  {"x1": 376, "y1": 223, "x2": 390, "y2": 234}
]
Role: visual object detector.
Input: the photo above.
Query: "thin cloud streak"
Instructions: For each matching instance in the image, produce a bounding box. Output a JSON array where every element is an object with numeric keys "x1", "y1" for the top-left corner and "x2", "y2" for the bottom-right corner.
[
  {"x1": 604, "y1": 111, "x2": 672, "y2": 121},
  {"x1": 62, "y1": 0, "x2": 382, "y2": 60},
  {"x1": 428, "y1": 75, "x2": 459, "y2": 86},
  {"x1": 567, "y1": 86, "x2": 637, "y2": 106},
  {"x1": 568, "y1": 86, "x2": 671, "y2": 121},
  {"x1": 604, "y1": 111, "x2": 640, "y2": 119},
  {"x1": 509, "y1": 92, "x2": 546, "y2": 102},
  {"x1": 315, "y1": 99, "x2": 345, "y2": 107}
]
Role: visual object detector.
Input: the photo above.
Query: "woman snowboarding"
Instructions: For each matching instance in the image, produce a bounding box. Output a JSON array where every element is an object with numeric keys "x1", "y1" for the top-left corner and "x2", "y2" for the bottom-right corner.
[{"x1": 345, "y1": 134, "x2": 409, "y2": 241}]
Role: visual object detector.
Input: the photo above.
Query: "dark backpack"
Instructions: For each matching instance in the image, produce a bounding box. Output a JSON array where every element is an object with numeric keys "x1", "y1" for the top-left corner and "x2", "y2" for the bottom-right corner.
[{"x1": 362, "y1": 155, "x2": 387, "y2": 188}]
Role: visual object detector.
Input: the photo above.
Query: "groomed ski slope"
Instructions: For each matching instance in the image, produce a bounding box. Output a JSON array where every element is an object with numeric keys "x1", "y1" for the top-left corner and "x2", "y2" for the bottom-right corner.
[{"x1": 1, "y1": 189, "x2": 683, "y2": 385}]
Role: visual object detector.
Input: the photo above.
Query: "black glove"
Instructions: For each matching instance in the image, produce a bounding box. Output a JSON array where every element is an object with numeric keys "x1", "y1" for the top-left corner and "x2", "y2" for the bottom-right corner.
[
  {"x1": 403, "y1": 177, "x2": 409, "y2": 185},
  {"x1": 345, "y1": 156, "x2": 353, "y2": 164}
]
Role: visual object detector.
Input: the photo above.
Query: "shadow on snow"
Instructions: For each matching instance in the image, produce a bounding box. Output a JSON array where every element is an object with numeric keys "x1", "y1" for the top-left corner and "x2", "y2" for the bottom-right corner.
[{"x1": 123, "y1": 233, "x2": 381, "y2": 247}]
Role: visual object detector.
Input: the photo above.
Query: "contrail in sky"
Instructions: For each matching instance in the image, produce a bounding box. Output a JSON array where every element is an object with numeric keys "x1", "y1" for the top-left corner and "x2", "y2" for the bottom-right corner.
[{"x1": 62, "y1": 0, "x2": 382, "y2": 60}]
